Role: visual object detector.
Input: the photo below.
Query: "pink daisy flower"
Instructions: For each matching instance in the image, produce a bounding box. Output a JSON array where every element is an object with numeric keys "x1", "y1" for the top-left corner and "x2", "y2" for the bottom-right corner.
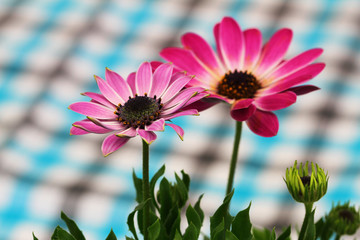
[
  {"x1": 160, "y1": 17, "x2": 325, "y2": 137},
  {"x1": 69, "y1": 62, "x2": 205, "y2": 156}
]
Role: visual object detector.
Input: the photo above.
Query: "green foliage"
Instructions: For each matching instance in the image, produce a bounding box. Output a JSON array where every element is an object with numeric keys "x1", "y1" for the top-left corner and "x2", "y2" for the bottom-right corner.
[{"x1": 60, "y1": 211, "x2": 86, "y2": 240}]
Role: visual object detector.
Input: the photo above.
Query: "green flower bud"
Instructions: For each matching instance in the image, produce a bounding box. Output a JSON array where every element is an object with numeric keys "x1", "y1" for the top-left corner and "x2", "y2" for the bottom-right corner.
[
  {"x1": 284, "y1": 160, "x2": 328, "y2": 203},
  {"x1": 326, "y1": 202, "x2": 360, "y2": 236}
]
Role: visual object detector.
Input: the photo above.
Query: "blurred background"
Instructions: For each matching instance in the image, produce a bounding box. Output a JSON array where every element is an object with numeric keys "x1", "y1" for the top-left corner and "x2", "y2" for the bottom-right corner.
[{"x1": 0, "y1": 0, "x2": 359, "y2": 239}]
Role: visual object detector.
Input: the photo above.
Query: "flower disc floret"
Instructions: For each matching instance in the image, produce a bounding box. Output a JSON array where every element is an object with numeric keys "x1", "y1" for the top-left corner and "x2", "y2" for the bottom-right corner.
[
  {"x1": 325, "y1": 202, "x2": 360, "y2": 236},
  {"x1": 284, "y1": 160, "x2": 328, "y2": 203}
]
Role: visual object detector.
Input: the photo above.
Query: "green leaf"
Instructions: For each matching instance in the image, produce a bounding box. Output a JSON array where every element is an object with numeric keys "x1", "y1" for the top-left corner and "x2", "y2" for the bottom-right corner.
[
  {"x1": 60, "y1": 212, "x2": 86, "y2": 240},
  {"x1": 51, "y1": 226, "x2": 76, "y2": 240},
  {"x1": 32, "y1": 232, "x2": 39, "y2": 240},
  {"x1": 164, "y1": 206, "x2": 181, "y2": 238},
  {"x1": 210, "y1": 190, "x2": 234, "y2": 238},
  {"x1": 270, "y1": 228, "x2": 276, "y2": 240},
  {"x1": 212, "y1": 219, "x2": 225, "y2": 240},
  {"x1": 150, "y1": 165, "x2": 165, "y2": 211},
  {"x1": 302, "y1": 210, "x2": 315, "y2": 240},
  {"x1": 132, "y1": 170, "x2": 143, "y2": 203},
  {"x1": 225, "y1": 230, "x2": 239, "y2": 240},
  {"x1": 148, "y1": 219, "x2": 161, "y2": 240},
  {"x1": 181, "y1": 170, "x2": 190, "y2": 190},
  {"x1": 252, "y1": 227, "x2": 271, "y2": 240},
  {"x1": 125, "y1": 237, "x2": 135, "y2": 240},
  {"x1": 186, "y1": 204, "x2": 202, "y2": 231},
  {"x1": 127, "y1": 199, "x2": 151, "y2": 240},
  {"x1": 159, "y1": 178, "x2": 172, "y2": 221},
  {"x1": 105, "y1": 229, "x2": 117, "y2": 240},
  {"x1": 175, "y1": 173, "x2": 188, "y2": 208},
  {"x1": 194, "y1": 194, "x2": 204, "y2": 224},
  {"x1": 231, "y1": 202, "x2": 252, "y2": 240},
  {"x1": 174, "y1": 230, "x2": 182, "y2": 240},
  {"x1": 277, "y1": 226, "x2": 291, "y2": 240},
  {"x1": 183, "y1": 222, "x2": 199, "y2": 240}
]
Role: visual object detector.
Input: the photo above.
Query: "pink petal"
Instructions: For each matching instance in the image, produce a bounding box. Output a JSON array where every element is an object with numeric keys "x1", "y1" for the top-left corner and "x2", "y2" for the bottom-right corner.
[
  {"x1": 105, "y1": 68, "x2": 133, "y2": 98},
  {"x1": 219, "y1": 17, "x2": 244, "y2": 70},
  {"x1": 213, "y1": 23, "x2": 224, "y2": 64},
  {"x1": 127, "y1": 72, "x2": 137, "y2": 95},
  {"x1": 160, "y1": 47, "x2": 214, "y2": 84},
  {"x1": 87, "y1": 116, "x2": 124, "y2": 130},
  {"x1": 263, "y1": 63, "x2": 325, "y2": 94},
  {"x1": 145, "y1": 118, "x2": 165, "y2": 132},
  {"x1": 160, "y1": 75, "x2": 193, "y2": 103},
  {"x1": 82, "y1": 92, "x2": 114, "y2": 108},
  {"x1": 162, "y1": 109, "x2": 199, "y2": 120},
  {"x1": 166, "y1": 123, "x2": 184, "y2": 140},
  {"x1": 72, "y1": 119, "x2": 112, "y2": 134},
  {"x1": 243, "y1": 28, "x2": 262, "y2": 70},
  {"x1": 116, "y1": 127, "x2": 137, "y2": 138},
  {"x1": 270, "y1": 48, "x2": 323, "y2": 80},
  {"x1": 181, "y1": 32, "x2": 223, "y2": 76},
  {"x1": 181, "y1": 92, "x2": 208, "y2": 108},
  {"x1": 137, "y1": 129, "x2": 157, "y2": 144},
  {"x1": 182, "y1": 98, "x2": 220, "y2": 112},
  {"x1": 246, "y1": 109, "x2": 279, "y2": 137},
  {"x1": 69, "y1": 102, "x2": 115, "y2": 119},
  {"x1": 254, "y1": 92, "x2": 297, "y2": 111},
  {"x1": 70, "y1": 126, "x2": 90, "y2": 135},
  {"x1": 95, "y1": 75, "x2": 124, "y2": 105},
  {"x1": 135, "y1": 62, "x2": 153, "y2": 95},
  {"x1": 207, "y1": 93, "x2": 233, "y2": 104},
  {"x1": 150, "y1": 61, "x2": 164, "y2": 72},
  {"x1": 255, "y1": 28, "x2": 293, "y2": 76},
  {"x1": 231, "y1": 98, "x2": 254, "y2": 110},
  {"x1": 287, "y1": 85, "x2": 320, "y2": 95},
  {"x1": 162, "y1": 87, "x2": 203, "y2": 115},
  {"x1": 101, "y1": 134, "x2": 129, "y2": 156},
  {"x1": 149, "y1": 63, "x2": 173, "y2": 98},
  {"x1": 230, "y1": 104, "x2": 256, "y2": 121}
]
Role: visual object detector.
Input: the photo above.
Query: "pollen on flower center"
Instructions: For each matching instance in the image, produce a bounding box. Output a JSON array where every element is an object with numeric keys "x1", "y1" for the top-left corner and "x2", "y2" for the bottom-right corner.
[
  {"x1": 115, "y1": 95, "x2": 162, "y2": 128},
  {"x1": 217, "y1": 70, "x2": 261, "y2": 100}
]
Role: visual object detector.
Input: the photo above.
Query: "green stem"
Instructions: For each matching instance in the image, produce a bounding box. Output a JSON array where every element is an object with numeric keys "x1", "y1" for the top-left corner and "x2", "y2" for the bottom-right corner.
[
  {"x1": 142, "y1": 140, "x2": 150, "y2": 240},
  {"x1": 298, "y1": 202, "x2": 314, "y2": 240},
  {"x1": 225, "y1": 121, "x2": 243, "y2": 195}
]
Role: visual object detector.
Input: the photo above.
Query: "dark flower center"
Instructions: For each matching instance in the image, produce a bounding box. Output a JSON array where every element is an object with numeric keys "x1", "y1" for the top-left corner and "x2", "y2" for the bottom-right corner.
[
  {"x1": 301, "y1": 176, "x2": 311, "y2": 186},
  {"x1": 217, "y1": 70, "x2": 261, "y2": 100},
  {"x1": 115, "y1": 95, "x2": 162, "y2": 128},
  {"x1": 339, "y1": 209, "x2": 355, "y2": 223}
]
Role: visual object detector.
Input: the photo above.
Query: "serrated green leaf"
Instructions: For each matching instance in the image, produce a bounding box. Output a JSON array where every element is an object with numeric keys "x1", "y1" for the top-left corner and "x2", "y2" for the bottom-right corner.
[
  {"x1": 32, "y1": 232, "x2": 39, "y2": 240},
  {"x1": 148, "y1": 219, "x2": 161, "y2": 240},
  {"x1": 231, "y1": 202, "x2": 252, "y2": 240},
  {"x1": 150, "y1": 165, "x2": 165, "y2": 211},
  {"x1": 225, "y1": 230, "x2": 239, "y2": 240},
  {"x1": 186, "y1": 204, "x2": 202, "y2": 231},
  {"x1": 210, "y1": 190, "x2": 234, "y2": 238},
  {"x1": 183, "y1": 222, "x2": 198, "y2": 240},
  {"x1": 174, "y1": 230, "x2": 182, "y2": 240},
  {"x1": 60, "y1": 212, "x2": 86, "y2": 240},
  {"x1": 132, "y1": 170, "x2": 143, "y2": 204},
  {"x1": 105, "y1": 229, "x2": 117, "y2": 240},
  {"x1": 51, "y1": 226, "x2": 76, "y2": 240},
  {"x1": 277, "y1": 226, "x2": 291, "y2": 240},
  {"x1": 194, "y1": 194, "x2": 204, "y2": 224}
]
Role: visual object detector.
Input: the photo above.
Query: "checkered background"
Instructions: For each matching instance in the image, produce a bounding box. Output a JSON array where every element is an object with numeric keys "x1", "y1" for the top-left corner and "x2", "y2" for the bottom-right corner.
[{"x1": 0, "y1": 0, "x2": 359, "y2": 239}]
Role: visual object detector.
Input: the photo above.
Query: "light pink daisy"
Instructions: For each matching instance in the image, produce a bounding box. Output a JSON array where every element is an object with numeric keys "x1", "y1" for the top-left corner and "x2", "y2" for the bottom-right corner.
[
  {"x1": 160, "y1": 17, "x2": 325, "y2": 137},
  {"x1": 69, "y1": 62, "x2": 205, "y2": 156}
]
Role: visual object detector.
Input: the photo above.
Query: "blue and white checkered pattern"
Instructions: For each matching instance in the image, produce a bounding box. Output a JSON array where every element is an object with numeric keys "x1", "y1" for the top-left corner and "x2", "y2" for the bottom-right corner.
[{"x1": 0, "y1": 0, "x2": 359, "y2": 239}]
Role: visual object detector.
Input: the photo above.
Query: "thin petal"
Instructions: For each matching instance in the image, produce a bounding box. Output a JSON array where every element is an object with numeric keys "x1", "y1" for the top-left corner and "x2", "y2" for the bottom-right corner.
[
  {"x1": 135, "y1": 62, "x2": 153, "y2": 95},
  {"x1": 231, "y1": 98, "x2": 254, "y2": 110},
  {"x1": 182, "y1": 98, "x2": 220, "y2": 112},
  {"x1": 160, "y1": 47, "x2": 214, "y2": 84},
  {"x1": 160, "y1": 75, "x2": 193, "y2": 103},
  {"x1": 246, "y1": 109, "x2": 279, "y2": 137},
  {"x1": 181, "y1": 92, "x2": 208, "y2": 108},
  {"x1": 70, "y1": 126, "x2": 90, "y2": 135},
  {"x1": 269, "y1": 48, "x2": 323, "y2": 80},
  {"x1": 149, "y1": 63, "x2": 173, "y2": 98},
  {"x1": 262, "y1": 63, "x2": 325, "y2": 94},
  {"x1": 127, "y1": 72, "x2": 137, "y2": 95},
  {"x1": 116, "y1": 127, "x2": 137, "y2": 138},
  {"x1": 95, "y1": 75, "x2": 124, "y2": 105},
  {"x1": 145, "y1": 118, "x2": 165, "y2": 132},
  {"x1": 287, "y1": 85, "x2": 320, "y2": 96},
  {"x1": 255, "y1": 28, "x2": 293, "y2": 76},
  {"x1": 137, "y1": 129, "x2": 157, "y2": 144},
  {"x1": 69, "y1": 102, "x2": 115, "y2": 119},
  {"x1": 243, "y1": 28, "x2": 262, "y2": 70},
  {"x1": 82, "y1": 92, "x2": 114, "y2": 108},
  {"x1": 230, "y1": 104, "x2": 256, "y2": 121},
  {"x1": 162, "y1": 87, "x2": 203, "y2": 115},
  {"x1": 101, "y1": 134, "x2": 129, "y2": 156},
  {"x1": 162, "y1": 109, "x2": 199, "y2": 120},
  {"x1": 150, "y1": 61, "x2": 164, "y2": 72},
  {"x1": 181, "y1": 32, "x2": 223, "y2": 76},
  {"x1": 72, "y1": 119, "x2": 112, "y2": 134},
  {"x1": 105, "y1": 68, "x2": 133, "y2": 98},
  {"x1": 254, "y1": 92, "x2": 297, "y2": 111},
  {"x1": 219, "y1": 17, "x2": 244, "y2": 70},
  {"x1": 87, "y1": 116, "x2": 125, "y2": 131},
  {"x1": 166, "y1": 123, "x2": 184, "y2": 140}
]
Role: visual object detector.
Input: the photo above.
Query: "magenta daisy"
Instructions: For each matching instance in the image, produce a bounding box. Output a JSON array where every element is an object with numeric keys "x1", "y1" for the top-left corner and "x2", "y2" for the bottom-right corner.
[
  {"x1": 69, "y1": 62, "x2": 205, "y2": 156},
  {"x1": 160, "y1": 16, "x2": 325, "y2": 137}
]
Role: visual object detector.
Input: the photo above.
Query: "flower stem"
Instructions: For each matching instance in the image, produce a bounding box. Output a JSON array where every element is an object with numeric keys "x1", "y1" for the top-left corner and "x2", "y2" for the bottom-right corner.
[
  {"x1": 142, "y1": 140, "x2": 150, "y2": 240},
  {"x1": 298, "y1": 202, "x2": 314, "y2": 240},
  {"x1": 225, "y1": 121, "x2": 243, "y2": 196}
]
